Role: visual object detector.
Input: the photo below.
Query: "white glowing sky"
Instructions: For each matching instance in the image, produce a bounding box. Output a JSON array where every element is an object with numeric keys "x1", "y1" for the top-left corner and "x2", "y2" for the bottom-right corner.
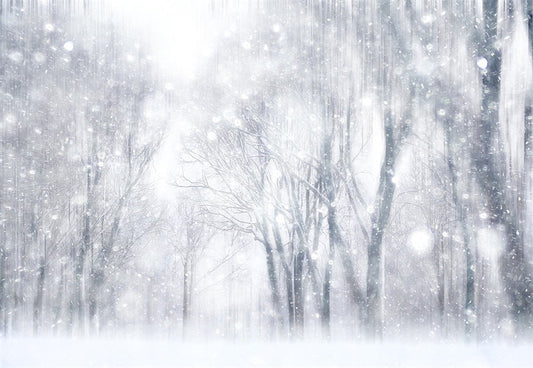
[{"x1": 111, "y1": 0, "x2": 213, "y2": 79}]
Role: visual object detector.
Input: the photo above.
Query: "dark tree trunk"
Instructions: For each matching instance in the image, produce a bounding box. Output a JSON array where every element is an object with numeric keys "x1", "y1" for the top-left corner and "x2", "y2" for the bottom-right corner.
[
  {"x1": 53, "y1": 264, "x2": 66, "y2": 335},
  {"x1": 271, "y1": 218, "x2": 297, "y2": 339},
  {"x1": 366, "y1": 113, "x2": 398, "y2": 340},
  {"x1": 472, "y1": 0, "x2": 533, "y2": 335},
  {"x1": 88, "y1": 206, "x2": 123, "y2": 335},
  {"x1": 306, "y1": 212, "x2": 323, "y2": 316},
  {"x1": 262, "y1": 237, "x2": 284, "y2": 336},
  {"x1": 285, "y1": 269, "x2": 295, "y2": 338},
  {"x1": 444, "y1": 119, "x2": 476, "y2": 339},
  {"x1": 293, "y1": 247, "x2": 305, "y2": 339},
  {"x1": 433, "y1": 233, "x2": 446, "y2": 336},
  {"x1": 32, "y1": 258, "x2": 46, "y2": 335}
]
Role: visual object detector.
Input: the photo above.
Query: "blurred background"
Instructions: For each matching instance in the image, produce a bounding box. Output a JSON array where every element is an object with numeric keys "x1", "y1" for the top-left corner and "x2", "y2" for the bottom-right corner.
[{"x1": 0, "y1": 0, "x2": 532, "y2": 342}]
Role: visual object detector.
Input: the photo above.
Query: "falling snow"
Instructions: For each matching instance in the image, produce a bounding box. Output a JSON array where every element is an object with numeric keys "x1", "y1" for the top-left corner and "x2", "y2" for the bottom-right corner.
[{"x1": 0, "y1": 0, "x2": 532, "y2": 367}]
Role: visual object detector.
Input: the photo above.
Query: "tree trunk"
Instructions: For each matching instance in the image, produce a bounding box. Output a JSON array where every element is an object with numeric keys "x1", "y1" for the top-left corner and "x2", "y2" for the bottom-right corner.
[
  {"x1": 444, "y1": 119, "x2": 476, "y2": 339},
  {"x1": 53, "y1": 264, "x2": 66, "y2": 335},
  {"x1": 32, "y1": 258, "x2": 46, "y2": 335},
  {"x1": 321, "y1": 214, "x2": 335, "y2": 340},
  {"x1": 285, "y1": 270, "x2": 295, "y2": 338},
  {"x1": 433, "y1": 233, "x2": 446, "y2": 336},
  {"x1": 474, "y1": 0, "x2": 533, "y2": 336},
  {"x1": 262, "y1": 238, "x2": 284, "y2": 336},
  {"x1": 270, "y1": 218, "x2": 297, "y2": 339},
  {"x1": 88, "y1": 268, "x2": 104, "y2": 336},
  {"x1": 306, "y1": 212, "x2": 323, "y2": 317},
  {"x1": 293, "y1": 248, "x2": 305, "y2": 339},
  {"x1": 366, "y1": 114, "x2": 397, "y2": 339}
]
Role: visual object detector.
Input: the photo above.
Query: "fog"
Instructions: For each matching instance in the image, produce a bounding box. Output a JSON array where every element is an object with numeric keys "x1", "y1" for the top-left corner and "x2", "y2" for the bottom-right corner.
[{"x1": 0, "y1": 0, "x2": 532, "y2": 365}]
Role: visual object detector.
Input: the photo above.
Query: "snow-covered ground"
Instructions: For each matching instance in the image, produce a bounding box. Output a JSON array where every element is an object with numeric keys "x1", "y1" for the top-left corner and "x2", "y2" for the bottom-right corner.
[{"x1": 1, "y1": 339, "x2": 531, "y2": 367}]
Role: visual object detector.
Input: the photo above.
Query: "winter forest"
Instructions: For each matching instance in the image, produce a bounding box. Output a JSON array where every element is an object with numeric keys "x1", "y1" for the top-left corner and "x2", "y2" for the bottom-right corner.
[{"x1": 1, "y1": 0, "x2": 533, "y2": 366}]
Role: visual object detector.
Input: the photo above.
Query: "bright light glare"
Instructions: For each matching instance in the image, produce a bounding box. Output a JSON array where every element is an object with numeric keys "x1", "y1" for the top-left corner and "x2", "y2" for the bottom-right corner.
[{"x1": 408, "y1": 228, "x2": 434, "y2": 256}]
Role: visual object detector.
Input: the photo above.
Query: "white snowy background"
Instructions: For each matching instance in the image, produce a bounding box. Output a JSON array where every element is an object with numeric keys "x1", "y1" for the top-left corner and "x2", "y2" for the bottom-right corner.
[{"x1": 0, "y1": 0, "x2": 532, "y2": 366}]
